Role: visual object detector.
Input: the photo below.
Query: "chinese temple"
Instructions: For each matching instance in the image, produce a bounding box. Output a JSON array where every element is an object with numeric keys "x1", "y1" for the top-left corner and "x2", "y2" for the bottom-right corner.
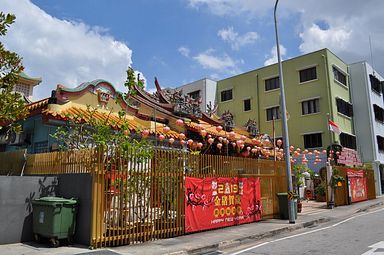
[{"x1": 1, "y1": 78, "x2": 274, "y2": 157}]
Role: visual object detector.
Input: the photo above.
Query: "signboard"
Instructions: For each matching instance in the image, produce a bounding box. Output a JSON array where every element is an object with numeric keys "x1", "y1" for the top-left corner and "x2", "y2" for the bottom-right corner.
[
  {"x1": 337, "y1": 147, "x2": 362, "y2": 167},
  {"x1": 347, "y1": 169, "x2": 368, "y2": 203},
  {"x1": 185, "y1": 177, "x2": 261, "y2": 233},
  {"x1": 287, "y1": 191, "x2": 294, "y2": 200}
]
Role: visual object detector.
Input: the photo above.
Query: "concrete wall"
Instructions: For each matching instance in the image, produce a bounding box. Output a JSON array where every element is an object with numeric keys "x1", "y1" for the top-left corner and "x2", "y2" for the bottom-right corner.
[
  {"x1": 0, "y1": 176, "x2": 58, "y2": 244},
  {"x1": 0, "y1": 174, "x2": 92, "y2": 245}
]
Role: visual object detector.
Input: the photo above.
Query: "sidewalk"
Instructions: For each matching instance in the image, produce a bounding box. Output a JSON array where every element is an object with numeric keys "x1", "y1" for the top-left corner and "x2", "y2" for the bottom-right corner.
[{"x1": 1, "y1": 197, "x2": 383, "y2": 255}]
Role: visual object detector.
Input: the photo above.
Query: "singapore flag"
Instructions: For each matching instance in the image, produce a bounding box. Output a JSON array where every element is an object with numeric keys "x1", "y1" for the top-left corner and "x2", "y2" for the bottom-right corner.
[{"x1": 328, "y1": 120, "x2": 341, "y2": 135}]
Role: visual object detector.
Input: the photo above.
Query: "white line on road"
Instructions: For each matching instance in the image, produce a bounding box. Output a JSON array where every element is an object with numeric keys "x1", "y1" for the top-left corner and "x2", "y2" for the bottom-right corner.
[{"x1": 229, "y1": 208, "x2": 384, "y2": 255}]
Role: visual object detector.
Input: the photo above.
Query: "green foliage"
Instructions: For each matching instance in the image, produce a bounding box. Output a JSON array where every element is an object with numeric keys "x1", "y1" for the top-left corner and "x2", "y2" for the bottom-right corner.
[
  {"x1": 330, "y1": 168, "x2": 345, "y2": 188},
  {"x1": 0, "y1": 12, "x2": 27, "y2": 132},
  {"x1": 123, "y1": 67, "x2": 144, "y2": 98},
  {"x1": 314, "y1": 183, "x2": 326, "y2": 196}
]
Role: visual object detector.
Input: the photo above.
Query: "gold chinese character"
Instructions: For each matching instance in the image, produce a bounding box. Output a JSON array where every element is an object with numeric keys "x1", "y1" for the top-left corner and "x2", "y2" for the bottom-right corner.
[
  {"x1": 214, "y1": 196, "x2": 221, "y2": 206},
  {"x1": 228, "y1": 195, "x2": 235, "y2": 205},
  {"x1": 222, "y1": 195, "x2": 228, "y2": 206}
]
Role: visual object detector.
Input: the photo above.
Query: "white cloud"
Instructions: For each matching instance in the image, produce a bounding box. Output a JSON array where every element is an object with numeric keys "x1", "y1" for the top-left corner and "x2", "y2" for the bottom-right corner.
[
  {"x1": 1, "y1": 0, "x2": 134, "y2": 100},
  {"x1": 217, "y1": 27, "x2": 258, "y2": 50},
  {"x1": 193, "y1": 49, "x2": 236, "y2": 71},
  {"x1": 264, "y1": 44, "x2": 287, "y2": 66},
  {"x1": 178, "y1": 46, "x2": 190, "y2": 57},
  {"x1": 299, "y1": 24, "x2": 351, "y2": 53}
]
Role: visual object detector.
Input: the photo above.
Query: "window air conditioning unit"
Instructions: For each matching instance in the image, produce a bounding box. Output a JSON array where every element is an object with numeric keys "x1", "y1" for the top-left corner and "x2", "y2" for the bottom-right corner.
[{"x1": 8, "y1": 131, "x2": 25, "y2": 145}]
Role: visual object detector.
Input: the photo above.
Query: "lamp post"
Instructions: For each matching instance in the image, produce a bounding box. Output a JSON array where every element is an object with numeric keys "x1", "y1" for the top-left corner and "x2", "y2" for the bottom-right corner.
[{"x1": 274, "y1": 0, "x2": 295, "y2": 224}]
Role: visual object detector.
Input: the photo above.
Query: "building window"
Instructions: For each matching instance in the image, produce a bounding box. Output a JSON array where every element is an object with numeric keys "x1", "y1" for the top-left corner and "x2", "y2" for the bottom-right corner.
[
  {"x1": 377, "y1": 136, "x2": 384, "y2": 151},
  {"x1": 304, "y1": 133, "x2": 322, "y2": 148},
  {"x1": 34, "y1": 141, "x2": 48, "y2": 154},
  {"x1": 299, "y1": 66, "x2": 317, "y2": 83},
  {"x1": 265, "y1": 77, "x2": 280, "y2": 91},
  {"x1": 244, "y1": 99, "x2": 251, "y2": 111},
  {"x1": 340, "y1": 133, "x2": 356, "y2": 149},
  {"x1": 15, "y1": 84, "x2": 30, "y2": 97},
  {"x1": 336, "y1": 98, "x2": 353, "y2": 117},
  {"x1": 266, "y1": 106, "x2": 280, "y2": 121},
  {"x1": 370, "y1": 74, "x2": 382, "y2": 94},
  {"x1": 302, "y1": 98, "x2": 320, "y2": 115},
  {"x1": 221, "y1": 89, "x2": 233, "y2": 102},
  {"x1": 188, "y1": 90, "x2": 200, "y2": 100},
  {"x1": 374, "y1": 104, "x2": 384, "y2": 122},
  {"x1": 333, "y1": 67, "x2": 347, "y2": 86}
]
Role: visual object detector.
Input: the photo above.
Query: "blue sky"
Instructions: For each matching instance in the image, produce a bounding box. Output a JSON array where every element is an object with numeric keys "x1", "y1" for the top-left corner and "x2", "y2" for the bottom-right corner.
[{"x1": 2, "y1": 0, "x2": 384, "y2": 99}]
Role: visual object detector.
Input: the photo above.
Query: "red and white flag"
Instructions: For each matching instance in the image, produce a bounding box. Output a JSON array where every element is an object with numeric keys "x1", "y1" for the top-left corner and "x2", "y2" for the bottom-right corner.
[{"x1": 328, "y1": 120, "x2": 341, "y2": 135}]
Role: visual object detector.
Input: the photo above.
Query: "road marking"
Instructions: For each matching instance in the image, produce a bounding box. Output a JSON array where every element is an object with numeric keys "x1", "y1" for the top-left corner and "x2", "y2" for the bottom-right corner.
[
  {"x1": 361, "y1": 241, "x2": 384, "y2": 255},
  {"x1": 229, "y1": 208, "x2": 384, "y2": 255}
]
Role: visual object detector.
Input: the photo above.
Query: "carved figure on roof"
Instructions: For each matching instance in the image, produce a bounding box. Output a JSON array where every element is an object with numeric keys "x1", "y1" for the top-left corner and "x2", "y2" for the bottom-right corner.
[
  {"x1": 244, "y1": 119, "x2": 259, "y2": 137},
  {"x1": 220, "y1": 110, "x2": 234, "y2": 131},
  {"x1": 161, "y1": 88, "x2": 202, "y2": 118}
]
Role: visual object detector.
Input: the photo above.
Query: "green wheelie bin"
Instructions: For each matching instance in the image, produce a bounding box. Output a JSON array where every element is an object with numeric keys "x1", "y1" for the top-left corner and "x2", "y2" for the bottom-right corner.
[
  {"x1": 277, "y1": 193, "x2": 297, "y2": 220},
  {"x1": 32, "y1": 197, "x2": 77, "y2": 247}
]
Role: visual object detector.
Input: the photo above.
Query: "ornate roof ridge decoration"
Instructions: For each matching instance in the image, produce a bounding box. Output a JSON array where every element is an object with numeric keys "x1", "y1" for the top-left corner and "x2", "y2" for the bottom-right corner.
[
  {"x1": 220, "y1": 110, "x2": 235, "y2": 131},
  {"x1": 206, "y1": 101, "x2": 218, "y2": 117},
  {"x1": 154, "y1": 77, "x2": 172, "y2": 104},
  {"x1": 132, "y1": 83, "x2": 174, "y2": 112},
  {"x1": 244, "y1": 119, "x2": 259, "y2": 137},
  {"x1": 55, "y1": 79, "x2": 139, "y2": 113}
]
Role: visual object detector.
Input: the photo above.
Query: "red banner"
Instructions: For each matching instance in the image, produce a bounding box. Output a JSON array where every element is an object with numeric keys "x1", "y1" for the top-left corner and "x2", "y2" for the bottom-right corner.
[
  {"x1": 185, "y1": 177, "x2": 261, "y2": 233},
  {"x1": 347, "y1": 169, "x2": 368, "y2": 203}
]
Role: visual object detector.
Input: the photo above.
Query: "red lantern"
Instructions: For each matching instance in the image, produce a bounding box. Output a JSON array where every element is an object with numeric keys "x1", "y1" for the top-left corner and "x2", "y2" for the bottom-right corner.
[
  {"x1": 163, "y1": 126, "x2": 170, "y2": 133},
  {"x1": 231, "y1": 142, "x2": 236, "y2": 147},
  {"x1": 240, "y1": 135, "x2": 247, "y2": 141},
  {"x1": 200, "y1": 129, "x2": 207, "y2": 137},
  {"x1": 179, "y1": 133, "x2": 186, "y2": 140},
  {"x1": 169, "y1": 138, "x2": 175, "y2": 144},
  {"x1": 208, "y1": 138, "x2": 214, "y2": 144},
  {"x1": 218, "y1": 136, "x2": 223, "y2": 142},
  {"x1": 159, "y1": 134, "x2": 165, "y2": 141},
  {"x1": 197, "y1": 142, "x2": 203, "y2": 149},
  {"x1": 246, "y1": 146, "x2": 251, "y2": 151},
  {"x1": 142, "y1": 129, "x2": 149, "y2": 138},
  {"x1": 229, "y1": 131, "x2": 236, "y2": 138},
  {"x1": 251, "y1": 148, "x2": 257, "y2": 153},
  {"x1": 180, "y1": 140, "x2": 186, "y2": 145},
  {"x1": 217, "y1": 143, "x2": 223, "y2": 149},
  {"x1": 276, "y1": 139, "x2": 282, "y2": 146},
  {"x1": 216, "y1": 125, "x2": 223, "y2": 132},
  {"x1": 187, "y1": 139, "x2": 193, "y2": 145},
  {"x1": 176, "y1": 119, "x2": 184, "y2": 126}
]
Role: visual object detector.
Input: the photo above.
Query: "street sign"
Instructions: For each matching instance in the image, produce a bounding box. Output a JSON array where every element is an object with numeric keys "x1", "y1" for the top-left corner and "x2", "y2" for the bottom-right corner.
[{"x1": 287, "y1": 191, "x2": 294, "y2": 200}]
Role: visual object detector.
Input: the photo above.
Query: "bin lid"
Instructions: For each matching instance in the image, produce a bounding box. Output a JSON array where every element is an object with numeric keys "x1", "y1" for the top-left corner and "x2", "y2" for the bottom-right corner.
[{"x1": 32, "y1": 196, "x2": 77, "y2": 206}]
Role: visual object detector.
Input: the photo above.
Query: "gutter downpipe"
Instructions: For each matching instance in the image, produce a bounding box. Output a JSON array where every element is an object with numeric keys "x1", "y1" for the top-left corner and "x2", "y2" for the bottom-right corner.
[{"x1": 322, "y1": 53, "x2": 334, "y2": 146}]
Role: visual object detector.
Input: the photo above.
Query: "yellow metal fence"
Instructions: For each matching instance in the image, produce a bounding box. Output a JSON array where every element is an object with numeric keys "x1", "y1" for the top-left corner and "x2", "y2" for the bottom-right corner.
[{"x1": 0, "y1": 149, "x2": 286, "y2": 248}]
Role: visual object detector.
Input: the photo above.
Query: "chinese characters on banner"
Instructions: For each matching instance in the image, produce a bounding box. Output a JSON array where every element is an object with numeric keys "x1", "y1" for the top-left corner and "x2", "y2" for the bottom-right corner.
[
  {"x1": 347, "y1": 169, "x2": 368, "y2": 203},
  {"x1": 185, "y1": 177, "x2": 261, "y2": 233}
]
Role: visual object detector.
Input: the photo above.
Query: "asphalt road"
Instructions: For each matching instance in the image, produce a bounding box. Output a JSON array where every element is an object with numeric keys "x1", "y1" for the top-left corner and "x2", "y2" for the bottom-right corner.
[{"x1": 221, "y1": 207, "x2": 384, "y2": 255}]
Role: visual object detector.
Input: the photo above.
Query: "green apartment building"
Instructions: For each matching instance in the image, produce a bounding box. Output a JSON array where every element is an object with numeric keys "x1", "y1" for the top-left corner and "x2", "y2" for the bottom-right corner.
[{"x1": 217, "y1": 48, "x2": 356, "y2": 150}]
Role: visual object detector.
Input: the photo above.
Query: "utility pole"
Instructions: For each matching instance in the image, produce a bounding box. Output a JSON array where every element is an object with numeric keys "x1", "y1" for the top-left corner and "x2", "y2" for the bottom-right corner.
[{"x1": 274, "y1": 0, "x2": 295, "y2": 223}]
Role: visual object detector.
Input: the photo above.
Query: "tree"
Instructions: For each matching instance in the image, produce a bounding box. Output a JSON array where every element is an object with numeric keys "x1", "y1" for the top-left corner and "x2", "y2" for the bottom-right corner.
[{"x1": 0, "y1": 12, "x2": 28, "y2": 134}]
